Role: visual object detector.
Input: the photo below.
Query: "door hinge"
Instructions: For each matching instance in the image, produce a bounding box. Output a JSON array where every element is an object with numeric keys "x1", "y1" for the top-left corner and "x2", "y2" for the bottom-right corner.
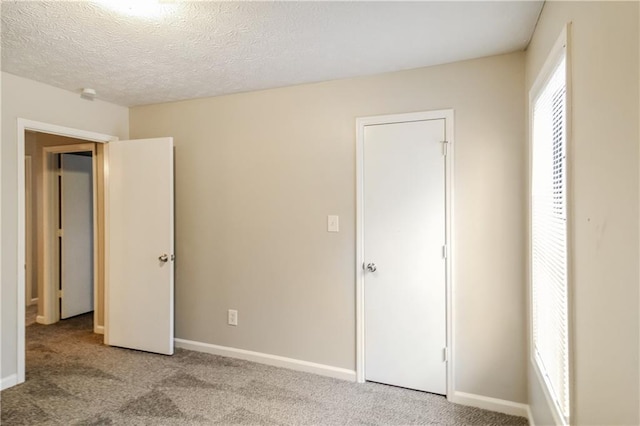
[
  {"x1": 442, "y1": 244, "x2": 447, "y2": 259},
  {"x1": 442, "y1": 140, "x2": 449, "y2": 156},
  {"x1": 57, "y1": 229, "x2": 63, "y2": 237},
  {"x1": 58, "y1": 289, "x2": 63, "y2": 299},
  {"x1": 443, "y1": 347, "x2": 448, "y2": 362}
]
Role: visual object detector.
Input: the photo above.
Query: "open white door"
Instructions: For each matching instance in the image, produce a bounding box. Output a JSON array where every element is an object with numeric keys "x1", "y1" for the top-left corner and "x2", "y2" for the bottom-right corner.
[
  {"x1": 106, "y1": 138, "x2": 174, "y2": 355},
  {"x1": 60, "y1": 153, "x2": 94, "y2": 319}
]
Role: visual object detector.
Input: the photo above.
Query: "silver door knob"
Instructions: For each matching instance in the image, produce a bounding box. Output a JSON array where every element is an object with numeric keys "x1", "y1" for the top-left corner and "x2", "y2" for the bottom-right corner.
[
  {"x1": 159, "y1": 254, "x2": 169, "y2": 262},
  {"x1": 366, "y1": 263, "x2": 377, "y2": 272}
]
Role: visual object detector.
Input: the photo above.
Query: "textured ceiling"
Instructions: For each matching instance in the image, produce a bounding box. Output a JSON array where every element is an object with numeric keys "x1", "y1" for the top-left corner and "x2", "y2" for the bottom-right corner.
[{"x1": 1, "y1": 1, "x2": 543, "y2": 107}]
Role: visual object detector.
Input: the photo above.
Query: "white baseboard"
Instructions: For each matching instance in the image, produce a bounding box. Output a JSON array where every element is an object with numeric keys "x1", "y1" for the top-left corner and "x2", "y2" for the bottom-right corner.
[
  {"x1": 448, "y1": 391, "x2": 529, "y2": 418},
  {"x1": 174, "y1": 338, "x2": 356, "y2": 382},
  {"x1": 1, "y1": 374, "x2": 19, "y2": 391},
  {"x1": 35, "y1": 315, "x2": 47, "y2": 324},
  {"x1": 94, "y1": 325, "x2": 104, "y2": 335}
]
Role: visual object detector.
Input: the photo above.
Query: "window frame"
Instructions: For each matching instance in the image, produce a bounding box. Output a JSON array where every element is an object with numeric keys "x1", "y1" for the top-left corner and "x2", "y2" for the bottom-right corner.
[{"x1": 528, "y1": 24, "x2": 573, "y2": 426}]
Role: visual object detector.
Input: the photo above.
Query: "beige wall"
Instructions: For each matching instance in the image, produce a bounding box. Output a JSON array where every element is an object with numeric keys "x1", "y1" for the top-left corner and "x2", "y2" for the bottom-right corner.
[
  {"x1": 525, "y1": 2, "x2": 639, "y2": 425},
  {"x1": 131, "y1": 52, "x2": 528, "y2": 403},
  {"x1": 1, "y1": 72, "x2": 129, "y2": 383}
]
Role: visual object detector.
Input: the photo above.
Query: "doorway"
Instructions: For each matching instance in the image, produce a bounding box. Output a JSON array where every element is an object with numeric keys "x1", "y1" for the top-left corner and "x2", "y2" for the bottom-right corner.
[
  {"x1": 24, "y1": 131, "x2": 105, "y2": 331},
  {"x1": 59, "y1": 151, "x2": 94, "y2": 319},
  {"x1": 16, "y1": 119, "x2": 115, "y2": 385},
  {"x1": 15, "y1": 119, "x2": 176, "y2": 389},
  {"x1": 23, "y1": 142, "x2": 97, "y2": 366},
  {"x1": 355, "y1": 110, "x2": 454, "y2": 397}
]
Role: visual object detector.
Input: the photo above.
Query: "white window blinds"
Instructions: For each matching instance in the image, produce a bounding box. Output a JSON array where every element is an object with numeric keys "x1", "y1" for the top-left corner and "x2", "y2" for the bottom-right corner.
[{"x1": 531, "y1": 54, "x2": 569, "y2": 421}]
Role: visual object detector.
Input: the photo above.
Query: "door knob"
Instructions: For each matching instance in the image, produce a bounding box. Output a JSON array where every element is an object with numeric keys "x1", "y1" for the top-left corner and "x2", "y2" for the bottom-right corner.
[
  {"x1": 366, "y1": 263, "x2": 377, "y2": 272},
  {"x1": 159, "y1": 254, "x2": 169, "y2": 262}
]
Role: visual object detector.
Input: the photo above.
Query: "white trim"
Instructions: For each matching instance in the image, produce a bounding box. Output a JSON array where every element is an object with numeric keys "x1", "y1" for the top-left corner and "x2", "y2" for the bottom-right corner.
[
  {"x1": 444, "y1": 111, "x2": 455, "y2": 400},
  {"x1": 527, "y1": 405, "x2": 536, "y2": 426},
  {"x1": 36, "y1": 315, "x2": 47, "y2": 324},
  {"x1": 103, "y1": 142, "x2": 111, "y2": 347},
  {"x1": 30, "y1": 298, "x2": 39, "y2": 304},
  {"x1": 41, "y1": 150, "x2": 55, "y2": 325},
  {"x1": 42, "y1": 143, "x2": 98, "y2": 326},
  {"x1": 448, "y1": 391, "x2": 529, "y2": 418},
  {"x1": 0, "y1": 69, "x2": 2, "y2": 400},
  {"x1": 18, "y1": 119, "x2": 118, "y2": 143},
  {"x1": 565, "y1": 24, "x2": 575, "y2": 426},
  {"x1": 1, "y1": 374, "x2": 19, "y2": 391},
  {"x1": 527, "y1": 24, "x2": 572, "y2": 426},
  {"x1": 355, "y1": 109, "x2": 454, "y2": 398},
  {"x1": 174, "y1": 338, "x2": 356, "y2": 382},
  {"x1": 14, "y1": 118, "x2": 117, "y2": 390},
  {"x1": 532, "y1": 356, "x2": 567, "y2": 426},
  {"x1": 25, "y1": 155, "x2": 34, "y2": 306},
  {"x1": 530, "y1": 26, "x2": 569, "y2": 105},
  {"x1": 16, "y1": 124, "x2": 27, "y2": 387},
  {"x1": 94, "y1": 325, "x2": 105, "y2": 335}
]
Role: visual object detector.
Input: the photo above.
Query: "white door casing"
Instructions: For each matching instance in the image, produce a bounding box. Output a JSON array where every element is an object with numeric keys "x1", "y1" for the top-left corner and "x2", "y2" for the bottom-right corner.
[
  {"x1": 105, "y1": 137, "x2": 175, "y2": 355},
  {"x1": 40, "y1": 143, "x2": 97, "y2": 327},
  {"x1": 60, "y1": 153, "x2": 94, "y2": 319},
  {"x1": 25, "y1": 156, "x2": 34, "y2": 306},
  {"x1": 14, "y1": 124, "x2": 175, "y2": 391},
  {"x1": 356, "y1": 110, "x2": 454, "y2": 396},
  {"x1": 14, "y1": 119, "x2": 116, "y2": 388}
]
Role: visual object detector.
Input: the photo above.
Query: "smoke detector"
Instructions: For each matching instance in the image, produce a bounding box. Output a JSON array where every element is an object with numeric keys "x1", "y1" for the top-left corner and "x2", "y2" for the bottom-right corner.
[{"x1": 81, "y1": 88, "x2": 96, "y2": 101}]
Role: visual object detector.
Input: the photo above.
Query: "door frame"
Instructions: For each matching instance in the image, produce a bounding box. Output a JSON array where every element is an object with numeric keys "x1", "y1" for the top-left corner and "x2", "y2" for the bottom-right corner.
[
  {"x1": 355, "y1": 109, "x2": 454, "y2": 397},
  {"x1": 41, "y1": 143, "x2": 97, "y2": 326},
  {"x1": 24, "y1": 155, "x2": 35, "y2": 306},
  {"x1": 16, "y1": 118, "x2": 117, "y2": 385}
]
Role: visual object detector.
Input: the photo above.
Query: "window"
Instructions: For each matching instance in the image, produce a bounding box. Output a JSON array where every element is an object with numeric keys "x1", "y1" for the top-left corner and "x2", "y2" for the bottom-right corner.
[{"x1": 531, "y1": 38, "x2": 570, "y2": 424}]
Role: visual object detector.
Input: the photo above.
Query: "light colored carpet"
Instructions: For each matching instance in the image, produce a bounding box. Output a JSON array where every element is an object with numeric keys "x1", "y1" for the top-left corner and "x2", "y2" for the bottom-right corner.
[
  {"x1": 26, "y1": 304, "x2": 38, "y2": 327},
  {"x1": 1, "y1": 314, "x2": 528, "y2": 425}
]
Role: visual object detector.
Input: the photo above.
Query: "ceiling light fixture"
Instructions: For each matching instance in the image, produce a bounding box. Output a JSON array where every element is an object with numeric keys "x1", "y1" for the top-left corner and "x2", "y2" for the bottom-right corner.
[{"x1": 95, "y1": 0, "x2": 176, "y2": 19}]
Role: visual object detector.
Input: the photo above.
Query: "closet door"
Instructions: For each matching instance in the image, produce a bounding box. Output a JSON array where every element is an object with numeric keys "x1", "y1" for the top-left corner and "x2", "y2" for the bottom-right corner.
[
  {"x1": 363, "y1": 119, "x2": 447, "y2": 394},
  {"x1": 60, "y1": 153, "x2": 94, "y2": 319}
]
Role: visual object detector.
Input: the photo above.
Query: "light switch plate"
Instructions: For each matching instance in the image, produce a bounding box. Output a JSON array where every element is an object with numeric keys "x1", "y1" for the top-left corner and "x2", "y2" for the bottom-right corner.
[
  {"x1": 328, "y1": 215, "x2": 339, "y2": 232},
  {"x1": 228, "y1": 309, "x2": 238, "y2": 326}
]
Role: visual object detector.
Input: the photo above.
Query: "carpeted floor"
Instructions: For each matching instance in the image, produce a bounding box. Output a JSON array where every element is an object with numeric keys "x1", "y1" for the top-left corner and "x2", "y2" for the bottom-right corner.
[
  {"x1": 26, "y1": 304, "x2": 38, "y2": 327},
  {"x1": 1, "y1": 314, "x2": 528, "y2": 425}
]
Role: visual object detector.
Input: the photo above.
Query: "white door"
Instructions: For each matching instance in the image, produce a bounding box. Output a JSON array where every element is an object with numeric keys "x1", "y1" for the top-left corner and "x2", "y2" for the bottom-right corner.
[
  {"x1": 60, "y1": 153, "x2": 94, "y2": 319},
  {"x1": 363, "y1": 119, "x2": 447, "y2": 394},
  {"x1": 106, "y1": 138, "x2": 174, "y2": 355}
]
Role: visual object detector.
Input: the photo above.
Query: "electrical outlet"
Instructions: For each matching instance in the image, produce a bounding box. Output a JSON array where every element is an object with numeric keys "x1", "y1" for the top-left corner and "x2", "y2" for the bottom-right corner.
[{"x1": 228, "y1": 309, "x2": 238, "y2": 326}]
